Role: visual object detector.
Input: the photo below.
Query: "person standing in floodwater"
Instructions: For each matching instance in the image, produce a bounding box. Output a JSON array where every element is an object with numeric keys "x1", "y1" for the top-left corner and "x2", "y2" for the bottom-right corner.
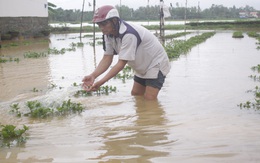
[{"x1": 82, "y1": 5, "x2": 171, "y2": 100}]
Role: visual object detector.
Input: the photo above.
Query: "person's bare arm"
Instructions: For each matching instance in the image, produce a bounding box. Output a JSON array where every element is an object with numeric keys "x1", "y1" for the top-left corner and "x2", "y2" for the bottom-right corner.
[
  {"x1": 89, "y1": 59, "x2": 128, "y2": 91},
  {"x1": 91, "y1": 55, "x2": 114, "y2": 78},
  {"x1": 82, "y1": 55, "x2": 113, "y2": 90}
]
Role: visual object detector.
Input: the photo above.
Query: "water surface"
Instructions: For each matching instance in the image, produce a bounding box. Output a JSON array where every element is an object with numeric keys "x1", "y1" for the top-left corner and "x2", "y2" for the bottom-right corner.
[{"x1": 0, "y1": 31, "x2": 260, "y2": 162}]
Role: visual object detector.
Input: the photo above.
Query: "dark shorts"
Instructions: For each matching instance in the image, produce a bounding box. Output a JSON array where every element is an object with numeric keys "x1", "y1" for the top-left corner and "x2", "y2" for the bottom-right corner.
[{"x1": 134, "y1": 71, "x2": 166, "y2": 90}]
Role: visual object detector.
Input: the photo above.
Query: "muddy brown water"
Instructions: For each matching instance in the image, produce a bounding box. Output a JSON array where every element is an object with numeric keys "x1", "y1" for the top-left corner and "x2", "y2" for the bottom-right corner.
[{"x1": 0, "y1": 31, "x2": 260, "y2": 163}]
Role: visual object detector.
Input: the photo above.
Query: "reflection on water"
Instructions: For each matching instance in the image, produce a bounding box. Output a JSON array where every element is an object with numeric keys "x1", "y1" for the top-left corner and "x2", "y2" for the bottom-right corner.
[
  {"x1": 96, "y1": 97, "x2": 171, "y2": 162},
  {"x1": 1, "y1": 31, "x2": 260, "y2": 162}
]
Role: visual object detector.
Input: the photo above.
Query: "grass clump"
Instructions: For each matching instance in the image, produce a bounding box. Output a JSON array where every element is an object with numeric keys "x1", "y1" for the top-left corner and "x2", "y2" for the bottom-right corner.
[
  {"x1": 247, "y1": 31, "x2": 260, "y2": 38},
  {"x1": 232, "y1": 31, "x2": 244, "y2": 38}
]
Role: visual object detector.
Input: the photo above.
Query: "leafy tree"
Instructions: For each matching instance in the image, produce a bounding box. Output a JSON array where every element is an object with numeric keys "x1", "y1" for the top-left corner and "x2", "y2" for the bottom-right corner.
[
  {"x1": 48, "y1": 2, "x2": 57, "y2": 14},
  {"x1": 48, "y1": 4, "x2": 258, "y2": 22}
]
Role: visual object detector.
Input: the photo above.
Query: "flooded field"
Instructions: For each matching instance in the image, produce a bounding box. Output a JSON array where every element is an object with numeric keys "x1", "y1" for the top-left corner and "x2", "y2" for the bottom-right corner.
[{"x1": 0, "y1": 30, "x2": 260, "y2": 163}]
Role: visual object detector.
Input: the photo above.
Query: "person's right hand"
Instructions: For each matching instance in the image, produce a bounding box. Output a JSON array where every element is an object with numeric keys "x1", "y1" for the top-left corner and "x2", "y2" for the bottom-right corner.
[{"x1": 82, "y1": 75, "x2": 95, "y2": 92}]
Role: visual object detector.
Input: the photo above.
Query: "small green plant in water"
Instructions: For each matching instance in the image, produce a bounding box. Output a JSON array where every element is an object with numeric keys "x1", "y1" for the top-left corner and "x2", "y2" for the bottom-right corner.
[
  {"x1": 0, "y1": 124, "x2": 29, "y2": 147},
  {"x1": 24, "y1": 51, "x2": 47, "y2": 58},
  {"x1": 74, "y1": 85, "x2": 117, "y2": 97},
  {"x1": 232, "y1": 31, "x2": 244, "y2": 38},
  {"x1": 10, "y1": 99, "x2": 84, "y2": 118},
  {"x1": 251, "y1": 64, "x2": 260, "y2": 73},
  {"x1": 114, "y1": 66, "x2": 133, "y2": 82},
  {"x1": 26, "y1": 100, "x2": 53, "y2": 118},
  {"x1": 56, "y1": 99, "x2": 84, "y2": 115},
  {"x1": 0, "y1": 56, "x2": 20, "y2": 63},
  {"x1": 238, "y1": 64, "x2": 260, "y2": 111},
  {"x1": 247, "y1": 31, "x2": 260, "y2": 38},
  {"x1": 10, "y1": 103, "x2": 22, "y2": 117},
  {"x1": 96, "y1": 85, "x2": 117, "y2": 95}
]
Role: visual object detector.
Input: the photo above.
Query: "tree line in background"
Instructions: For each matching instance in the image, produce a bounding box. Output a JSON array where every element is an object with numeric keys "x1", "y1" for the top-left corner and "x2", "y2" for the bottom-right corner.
[{"x1": 48, "y1": 4, "x2": 258, "y2": 23}]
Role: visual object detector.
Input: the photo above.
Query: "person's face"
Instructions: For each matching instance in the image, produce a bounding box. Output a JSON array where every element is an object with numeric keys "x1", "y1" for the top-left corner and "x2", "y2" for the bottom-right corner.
[{"x1": 97, "y1": 20, "x2": 114, "y2": 35}]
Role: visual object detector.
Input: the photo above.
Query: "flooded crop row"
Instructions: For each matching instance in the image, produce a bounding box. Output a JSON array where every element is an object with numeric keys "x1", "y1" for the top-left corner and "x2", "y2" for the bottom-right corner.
[{"x1": 0, "y1": 30, "x2": 260, "y2": 162}]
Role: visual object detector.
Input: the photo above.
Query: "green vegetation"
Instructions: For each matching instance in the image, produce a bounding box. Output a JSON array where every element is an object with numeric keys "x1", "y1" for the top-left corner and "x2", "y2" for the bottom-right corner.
[
  {"x1": 251, "y1": 64, "x2": 260, "y2": 73},
  {"x1": 238, "y1": 65, "x2": 260, "y2": 110},
  {"x1": 49, "y1": 20, "x2": 260, "y2": 34},
  {"x1": 246, "y1": 32, "x2": 260, "y2": 50},
  {"x1": 23, "y1": 51, "x2": 48, "y2": 58},
  {"x1": 232, "y1": 31, "x2": 244, "y2": 38},
  {"x1": 238, "y1": 86, "x2": 260, "y2": 110},
  {"x1": 10, "y1": 103, "x2": 22, "y2": 117},
  {"x1": 10, "y1": 99, "x2": 84, "y2": 118},
  {"x1": 257, "y1": 38, "x2": 260, "y2": 50},
  {"x1": 0, "y1": 56, "x2": 20, "y2": 63},
  {"x1": 49, "y1": 4, "x2": 258, "y2": 22},
  {"x1": 0, "y1": 124, "x2": 29, "y2": 147},
  {"x1": 165, "y1": 32, "x2": 216, "y2": 59},
  {"x1": 247, "y1": 31, "x2": 260, "y2": 38},
  {"x1": 23, "y1": 43, "x2": 81, "y2": 58},
  {"x1": 114, "y1": 66, "x2": 133, "y2": 83},
  {"x1": 74, "y1": 85, "x2": 117, "y2": 97}
]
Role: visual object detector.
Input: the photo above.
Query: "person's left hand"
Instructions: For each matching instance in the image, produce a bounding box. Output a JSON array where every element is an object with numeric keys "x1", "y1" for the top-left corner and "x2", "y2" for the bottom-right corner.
[{"x1": 86, "y1": 81, "x2": 102, "y2": 92}]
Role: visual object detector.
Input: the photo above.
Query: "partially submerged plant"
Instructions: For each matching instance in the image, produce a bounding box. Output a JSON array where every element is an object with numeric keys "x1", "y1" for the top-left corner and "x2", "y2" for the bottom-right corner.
[
  {"x1": 0, "y1": 56, "x2": 20, "y2": 63},
  {"x1": 10, "y1": 99, "x2": 84, "y2": 118},
  {"x1": 238, "y1": 65, "x2": 260, "y2": 110},
  {"x1": 114, "y1": 66, "x2": 133, "y2": 82},
  {"x1": 96, "y1": 85, "x2": 117, "y2": 95},
  {"x1": 247, "y1": 31, "x2": 260, "y2": 38},
  {"x1": 24, "y1": 51, "x2": 48, "y2": 58},
  {"x1": 251, "y1": 64, "x2": 260, "y2": 73},
  {"x1": 238, "y1": 86, "x2": 260, "y2": 110},
  {"x1": 165, "y1": 32, "x2": 216, "y2": 59},
  {"x1": 232, "y1": 31, "x2": 244, "y2": 38},
  {"x1": 56, "y1": 99, "x2": 83, "y2": 115},
  {"x1": 74, "y1": 85, "x2": 117, "y2": 97},
  {"x1": 25, "y1": 100, "x2": 53, "y2": 118},
  {"x1": 0, "y1": 124, "x2": 29, "y2": 147},
  {"x1": 10, "y1": 103, "x2": 22, "y2": 117}
]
